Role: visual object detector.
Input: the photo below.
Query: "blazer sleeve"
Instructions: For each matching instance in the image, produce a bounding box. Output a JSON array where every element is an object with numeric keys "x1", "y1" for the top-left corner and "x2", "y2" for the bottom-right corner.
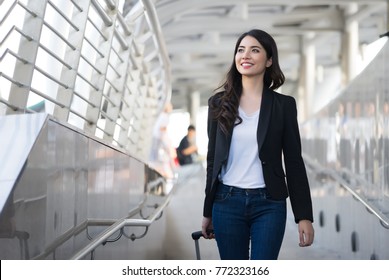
[
  {"x1": 203, "y1": 96, "x2": 218, "y2": 217},
  {"x1": 282, "y1": 96, "x2": 314, "y2": 223}
]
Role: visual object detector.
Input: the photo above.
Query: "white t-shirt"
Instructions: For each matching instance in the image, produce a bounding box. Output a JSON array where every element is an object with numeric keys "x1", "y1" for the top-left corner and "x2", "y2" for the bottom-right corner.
[{"x1": 220, "y1": 107, "x2": 266, "y2": 189}]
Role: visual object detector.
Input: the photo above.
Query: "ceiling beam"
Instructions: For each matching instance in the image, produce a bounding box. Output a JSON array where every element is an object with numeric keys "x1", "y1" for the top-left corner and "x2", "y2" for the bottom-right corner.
[
  {"x1": 162, "y1": 10, "x2": 344, "y2": 37},
  {"x1": 157, "y1": 0, "x2": 386, "y2": 25}
]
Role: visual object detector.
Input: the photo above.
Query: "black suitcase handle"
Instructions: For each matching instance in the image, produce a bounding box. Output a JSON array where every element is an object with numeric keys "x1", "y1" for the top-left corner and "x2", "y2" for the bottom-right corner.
[
  {"x1": 191, "y1": 229, "x2": 214, "y2": 240},
  {"x1": 191, "y1": 229, "x2": 214, "y2": 260}
]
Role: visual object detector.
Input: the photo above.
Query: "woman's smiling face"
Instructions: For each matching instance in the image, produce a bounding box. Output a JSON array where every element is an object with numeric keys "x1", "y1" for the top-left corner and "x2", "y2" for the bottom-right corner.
[{"x1": 235, "y1": 35, "x2": 272, "y2": 78}]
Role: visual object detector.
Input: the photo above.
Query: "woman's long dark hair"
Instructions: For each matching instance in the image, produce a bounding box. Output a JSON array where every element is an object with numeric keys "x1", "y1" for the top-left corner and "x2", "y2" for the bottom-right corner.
[{"x1": 211, "y1": 29, "x2": 285, "y2": 135}]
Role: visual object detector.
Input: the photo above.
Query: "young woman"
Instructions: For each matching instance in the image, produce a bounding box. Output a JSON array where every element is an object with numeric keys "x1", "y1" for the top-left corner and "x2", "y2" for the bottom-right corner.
[{"x1": 201, "y1": 29, "x2": 314, "y2": 260}]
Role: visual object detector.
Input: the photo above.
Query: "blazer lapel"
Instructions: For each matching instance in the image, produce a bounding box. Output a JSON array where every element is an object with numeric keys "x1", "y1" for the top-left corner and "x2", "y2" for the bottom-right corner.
[{"x1": 257, "y1": 88, "x2": 273, "y2": 152}]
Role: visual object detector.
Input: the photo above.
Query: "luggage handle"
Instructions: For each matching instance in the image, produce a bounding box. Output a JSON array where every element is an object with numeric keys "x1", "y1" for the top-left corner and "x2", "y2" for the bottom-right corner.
[{"x1": 191, "y1": 229, "x2": 214, "y2": 240}]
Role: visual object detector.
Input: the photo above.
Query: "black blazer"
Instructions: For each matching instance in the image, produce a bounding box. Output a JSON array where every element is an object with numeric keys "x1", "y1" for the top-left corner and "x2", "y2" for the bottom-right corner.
[{"x1": 203, "y1": 88, "x2": 313, "y2": 223}]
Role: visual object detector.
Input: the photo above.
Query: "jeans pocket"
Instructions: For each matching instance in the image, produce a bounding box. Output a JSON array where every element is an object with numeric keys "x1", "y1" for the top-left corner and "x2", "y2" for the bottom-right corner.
[{"x1": 214, "y1": 189, "x2": 231, "y2": 202}]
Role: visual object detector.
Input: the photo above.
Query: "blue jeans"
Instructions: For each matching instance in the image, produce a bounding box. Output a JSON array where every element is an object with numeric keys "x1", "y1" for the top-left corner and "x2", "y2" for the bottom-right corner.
[{"x1": 212, "y1": 183, "x2": 286, "y2": 260}]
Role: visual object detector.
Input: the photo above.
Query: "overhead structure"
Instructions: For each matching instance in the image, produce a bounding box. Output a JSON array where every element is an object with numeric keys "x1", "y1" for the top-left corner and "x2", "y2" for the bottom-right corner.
[{"x1": 153, "y1": 0, "x2": 388, "y2": 119}]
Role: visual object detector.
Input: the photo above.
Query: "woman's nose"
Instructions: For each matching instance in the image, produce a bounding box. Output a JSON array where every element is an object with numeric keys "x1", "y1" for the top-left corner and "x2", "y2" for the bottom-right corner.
[{"x1": 242, "y1": 50, "x2": 250, "y2": 58}]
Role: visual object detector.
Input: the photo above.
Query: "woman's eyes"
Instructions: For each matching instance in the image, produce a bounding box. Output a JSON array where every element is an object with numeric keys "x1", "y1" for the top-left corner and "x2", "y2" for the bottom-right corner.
[{"x1": 237, "y1": 48, "x2": 260, "y2": 53}]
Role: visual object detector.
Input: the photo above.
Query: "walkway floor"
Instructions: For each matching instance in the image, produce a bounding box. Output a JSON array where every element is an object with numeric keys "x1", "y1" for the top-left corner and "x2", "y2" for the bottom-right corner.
[{"x1": 163, "y1": 163, "x2": 342, "y2": 260}]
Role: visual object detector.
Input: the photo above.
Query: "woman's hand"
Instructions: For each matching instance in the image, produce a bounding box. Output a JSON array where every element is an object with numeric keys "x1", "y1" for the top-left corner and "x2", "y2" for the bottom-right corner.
[
  {"x1": 298, "y1": 219, "x2": 314, "y2": 247},
  {"x1": 202, "y1": 217, "x2": 215, "y2": 239}
]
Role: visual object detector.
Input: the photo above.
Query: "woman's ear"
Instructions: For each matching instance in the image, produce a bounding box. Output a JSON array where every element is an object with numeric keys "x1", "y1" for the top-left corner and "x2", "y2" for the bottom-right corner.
[{"x1": 266, "y1": 57, "x2": 273, "y2": 67}]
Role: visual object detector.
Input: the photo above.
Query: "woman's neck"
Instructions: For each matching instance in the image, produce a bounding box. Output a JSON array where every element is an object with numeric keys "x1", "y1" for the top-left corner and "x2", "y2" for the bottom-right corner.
[
  {"x1": 240, "y1": 76, "x2": 264, "y2": 115},
  {"x1": 241, "y1": 76, "x2": 264, "y2": 97}
]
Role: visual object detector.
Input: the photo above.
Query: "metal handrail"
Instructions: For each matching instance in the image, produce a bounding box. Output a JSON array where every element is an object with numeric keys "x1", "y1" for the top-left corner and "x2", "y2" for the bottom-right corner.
[
  {"x1": 331, "y1": 172, "x2": 389, "y2": 229},
  {"x1": 32, "y1": 196, "x2": 149, "y2": 260},
  {"x1": 70, "y1": 190, "x2": 173, "y2": 260},
  {"x1": 303, "y1": 154, "x2": 389, "y2": 229}
]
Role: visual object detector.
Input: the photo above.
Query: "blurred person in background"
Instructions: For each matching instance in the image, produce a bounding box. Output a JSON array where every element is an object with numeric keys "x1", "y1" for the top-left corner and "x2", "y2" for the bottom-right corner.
[
  {"x1": 149, "y1": 102, "x2": 175, "y2": 178},
  {"x1": 176, "y1": 124, "x2": 198, "y2": 166}
]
